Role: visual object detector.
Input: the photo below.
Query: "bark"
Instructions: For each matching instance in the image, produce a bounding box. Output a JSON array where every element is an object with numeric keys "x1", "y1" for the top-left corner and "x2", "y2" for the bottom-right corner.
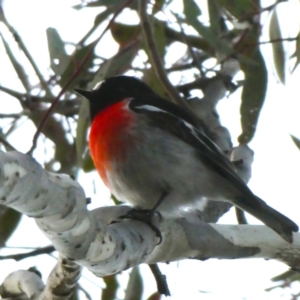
[{"x1": 0, "y1": 150, "x2": 299, "y2": 282}]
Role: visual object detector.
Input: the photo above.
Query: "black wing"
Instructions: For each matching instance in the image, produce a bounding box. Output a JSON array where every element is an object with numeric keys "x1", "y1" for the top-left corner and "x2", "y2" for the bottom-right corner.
[{"x1": 129, "y1": 98, "x2": 252, "y2": 196}]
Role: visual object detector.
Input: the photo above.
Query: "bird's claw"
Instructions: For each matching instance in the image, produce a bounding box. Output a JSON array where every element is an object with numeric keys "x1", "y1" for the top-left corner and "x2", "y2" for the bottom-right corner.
[{"x1": 113, "y1": 208, "x2": 162, "y2": 245}]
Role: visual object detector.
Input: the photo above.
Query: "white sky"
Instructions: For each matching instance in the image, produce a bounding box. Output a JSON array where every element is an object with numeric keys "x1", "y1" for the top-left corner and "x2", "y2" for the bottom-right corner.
[{"x1": 0, "y1": 0, "x2": 300, "y2": 299}]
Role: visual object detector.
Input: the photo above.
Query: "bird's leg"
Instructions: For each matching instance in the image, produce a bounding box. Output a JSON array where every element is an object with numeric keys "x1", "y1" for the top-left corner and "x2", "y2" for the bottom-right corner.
[
  {"x1": 149, "y1": 190, "x2": 168, "y2": 219},
  {"x1": 115, "y1": 191, "x2": 168, "y2": 244}
]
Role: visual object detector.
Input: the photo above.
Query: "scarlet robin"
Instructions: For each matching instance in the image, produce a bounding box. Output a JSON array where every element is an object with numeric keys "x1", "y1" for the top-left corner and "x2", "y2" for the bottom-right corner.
[{"x1": 76, "y1": 76, "x2": 298, "y2": 243}]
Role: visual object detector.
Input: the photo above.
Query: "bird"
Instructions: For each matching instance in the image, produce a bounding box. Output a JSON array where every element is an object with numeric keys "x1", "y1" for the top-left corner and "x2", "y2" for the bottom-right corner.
[{"x1": 75, "y1": 75, "x2": 298, "y2": 243}]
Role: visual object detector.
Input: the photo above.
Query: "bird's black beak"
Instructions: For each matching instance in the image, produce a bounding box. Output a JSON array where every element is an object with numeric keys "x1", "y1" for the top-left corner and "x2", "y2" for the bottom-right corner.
[{"x1": 74, "y1": 88, "x2": 93, "y2": 100}]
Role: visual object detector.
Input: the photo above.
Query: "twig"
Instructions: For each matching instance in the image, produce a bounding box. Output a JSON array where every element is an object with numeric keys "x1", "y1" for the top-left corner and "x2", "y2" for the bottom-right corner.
[
  {"x1": 258, "y1": 37, "x2": 298, "y2": 45},
  {"x1": 173, "y1": 12, "x2": 205, "y2": 77},
  {"x1": 0, "y1": 245, "x2": 55, "y2": 261},
  {"x1": 0, "y1": 6, "x2": 52, "y2": 96},
  {"x1": 138, "y1": 0, "x2": 188, "y2": 110},
  {"x1": 0, "y1": 85, "x2": 25, "y2": 99},
  {"x1": 27, "y1": 1, "x2": 132, "y2": 155},
  {"x1": 235, "y1": 208, "x2": 248, "y2": 224},
  {"x1": 0, "y1": 113, "x2": 22, "y2": 118},
  {"x1": 0, "y1": 136, "x2": 17, "y2": 151},
  {"x1": 148, "y1": 263, "x2": 170, "y2": 296}
]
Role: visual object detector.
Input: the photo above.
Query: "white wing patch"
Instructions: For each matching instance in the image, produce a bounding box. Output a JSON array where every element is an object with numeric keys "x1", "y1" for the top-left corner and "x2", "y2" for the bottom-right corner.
[
  {"x1": 183, "y1": 120, "x2": 202, "y2": 139},
  {"x1": 134, "y1": 103, "x2": 201, "y2": 139},
  {"x1": 132, "y1": 101, "x2": 209, "y2": 147},
  {"x1": 134, "y1": 104, "x2": 166, "y2": 113}
]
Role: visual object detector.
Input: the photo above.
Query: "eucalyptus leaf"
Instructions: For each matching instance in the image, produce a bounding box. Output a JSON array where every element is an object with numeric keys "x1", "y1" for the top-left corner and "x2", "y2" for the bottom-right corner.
[
  {"x1": 269, "y1": 9, "x2": 285, "y2": 84},
  {"x1": 46, "y1": 27, "x2": 70, "y2": 76},
  {"x1": 239, "y1": 49, "x2": 267, "y2": 144},
  {"x1": 124, "y1": 267, "x2": 143, "y2": 300},
  {"x1": 290, "y1": 134, "x2": 300, "y2": 152},
  {"x1": 0, "y1": 206, "x2": 22, "y2": 247}
]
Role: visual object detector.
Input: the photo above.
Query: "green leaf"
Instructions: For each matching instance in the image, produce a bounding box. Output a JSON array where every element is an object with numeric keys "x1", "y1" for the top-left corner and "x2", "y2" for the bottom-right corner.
[
  {"x1": 290, "y1": 134, "x2": 300, "y2": 151},
  {"x1": 46, "y1": 27, "x2": 70, "y2": 76},
  {"x1": 207, "y1": 0, "x2": 222, "y2": 35},
  {"x1": 111, "y1": 194, "x2": 123, "y2": 205},
  {"x1": 0, "y1": 33, "x2": 31, "y2": 92},
  {"x1": 239, "y1": 49, "x2": 267, "y2": 144},
  {"x1": 0, "y1": 206, "x2": 22, "y2": 247},
  {"x1": 269, "y1": 9, "x2": 285, "y2": 84},
  {"x1": 183, "y1": 0, "x2": 202, "y2": 19}
]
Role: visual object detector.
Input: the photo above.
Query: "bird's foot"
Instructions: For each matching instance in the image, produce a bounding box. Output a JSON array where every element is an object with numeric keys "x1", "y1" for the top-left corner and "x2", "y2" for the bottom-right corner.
[{"x1": 117, "y1": 208, "x2": 162, "y2": 245}]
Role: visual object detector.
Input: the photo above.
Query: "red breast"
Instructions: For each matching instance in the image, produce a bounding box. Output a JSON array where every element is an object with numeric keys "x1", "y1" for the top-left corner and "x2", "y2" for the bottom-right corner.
[{"x1": 89, "y1": 100, "x2": 134, "y2": 187}]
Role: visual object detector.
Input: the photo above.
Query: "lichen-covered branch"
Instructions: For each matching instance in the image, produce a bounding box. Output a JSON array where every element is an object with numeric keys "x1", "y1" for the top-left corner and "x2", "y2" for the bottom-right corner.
[
  {"x1": 0, "y1": 257, "x2": 81, "y2": 300},
  {"x1": 0, "y1": 270, "x2": 44, "y2": 299},
  {"x1": 0, "y1": 150, "x2": 300, "y2": 283}
]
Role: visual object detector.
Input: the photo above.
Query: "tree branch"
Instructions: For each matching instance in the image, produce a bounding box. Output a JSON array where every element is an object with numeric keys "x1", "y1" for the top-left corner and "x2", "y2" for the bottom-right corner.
[
  {"x1": 0, "y1": 256, "x2": 81, "y2": 299},
  {"x1": 0, "y1": 245, "x2": 55, "y2": 261},
  {"x1": 138, "y1": 0, "x2": 188, "y2": 109},
  {"x1": 0, "y1": 150, "x2": 299, "y2": 281},
  {"x1": 0, "y1": 6, "x2": 52, "y2": 96}
]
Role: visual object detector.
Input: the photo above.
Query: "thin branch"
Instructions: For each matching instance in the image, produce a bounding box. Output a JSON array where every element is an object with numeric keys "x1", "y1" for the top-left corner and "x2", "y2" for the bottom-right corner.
[
  {"x1": 138, "y1": 0, "x2": 188, "y2": 109},
  {"x1": 27, "y1": 0, "x2": 132, "y2": 155},
  {"x1": 0, "y1": 135, "x2": 17, "y2": 151},
  {"x1": 235, "y1": 208, "x2": 248, "y2": 224},
  {"x1": 148, "y1": 264, "x2": 170, "y2": 296},
  {"x1": 220, "y1": 36, "x2": 298, "y2": 66},
  {"x1": 0, "y1": 113, "x2": 22, "y2": 118},
  {"x1": 173, "y1": 12, "x2": 205, "y2": 77},
  {"x1": 259, "y1": 37, "x2": 298, "y2": 45},
  {"x1": 0, "y1": 85, "x2": 25, "y2": 99},
  {"x1": 0, "y1": 6, "x2": 52, "y2": 96},
  {"x1": 0, "y1": 245, "x2": 55, "y2": 261},
  {"x1": 165, "y1": 62, "x2": 194, "y2": 72}
]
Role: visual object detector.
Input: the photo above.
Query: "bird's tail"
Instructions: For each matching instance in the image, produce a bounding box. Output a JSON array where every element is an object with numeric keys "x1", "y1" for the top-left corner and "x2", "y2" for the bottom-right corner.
[{"x1": 234, "y1": 195, "x2": 298, "y2": 243}]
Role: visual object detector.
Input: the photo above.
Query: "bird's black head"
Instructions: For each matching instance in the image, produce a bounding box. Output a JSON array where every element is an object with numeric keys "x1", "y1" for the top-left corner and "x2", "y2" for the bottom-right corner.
[{"x1": 75, "y1": 76, "x2": 158, "y2": 121}]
